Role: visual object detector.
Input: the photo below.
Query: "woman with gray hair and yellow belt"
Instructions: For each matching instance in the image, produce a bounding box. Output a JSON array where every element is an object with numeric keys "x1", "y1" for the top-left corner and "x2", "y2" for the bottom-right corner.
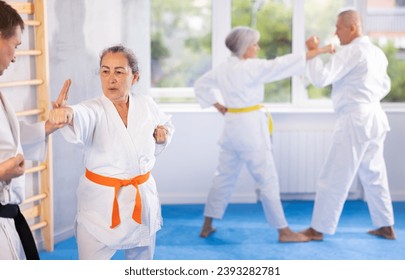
[{"x1": 194, "y1": 26, "x2": 332, "y2": 242}]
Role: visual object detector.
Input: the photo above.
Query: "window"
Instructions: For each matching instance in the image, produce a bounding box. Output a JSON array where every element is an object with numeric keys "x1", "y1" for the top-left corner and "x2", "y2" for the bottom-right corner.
[
  {"x1": 232, "y1": 0, "x2": 293, "y2": 103},
  {"x1": 150, "y1": 0, "x2": 211, "y2": 103},
  {"x1": 150, "y1": 0, "x2": 405, "y2": 104},
  {"x1": 304, "y1": 0, "x2": 345, "y2": 100},
  {"x1": 366, "y1": 0, "x2": 405, "y2": 102}
]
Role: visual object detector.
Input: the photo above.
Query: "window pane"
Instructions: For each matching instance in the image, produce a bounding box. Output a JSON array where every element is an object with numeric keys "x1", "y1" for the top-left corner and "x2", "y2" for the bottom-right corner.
[
  {"x1": 232, "y1": 0, "x2": 293, "y2": 103},
  {"x1": 151, "y1": 0, "x2": 211, "y2": 102},
  {"x1": 304, "y1": 0, "x2": 345, "y2": 100},
  {"x1": 367, "y1": 0, "x2": 405, "y2": 102}
]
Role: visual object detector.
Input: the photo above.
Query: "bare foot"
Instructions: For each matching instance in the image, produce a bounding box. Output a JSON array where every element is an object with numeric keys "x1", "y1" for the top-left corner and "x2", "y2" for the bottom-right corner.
[
  {"x1": 368, "y1": 226, "x2": 396, "y2": 240},
  {"x1": 300, "y1": 227, "x2": 324, "y2": 241},
  {"x1": 200, "y1": 217, "x2": 216, "y2": 238},
  {"x1": 200, "y1": 226, "x2": 216, "y2": 238},
  {"x1": 278, "y1": 227, "x2": 310, "y2": 243}
]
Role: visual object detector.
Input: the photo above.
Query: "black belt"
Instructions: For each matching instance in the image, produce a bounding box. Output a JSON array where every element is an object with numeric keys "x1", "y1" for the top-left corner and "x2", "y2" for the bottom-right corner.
[{"x1": 0, "y1": 204, "x2": 40, "y2": 260}]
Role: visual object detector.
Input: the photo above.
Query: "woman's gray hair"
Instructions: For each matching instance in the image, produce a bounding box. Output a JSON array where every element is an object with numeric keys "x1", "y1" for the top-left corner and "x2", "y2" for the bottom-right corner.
[
  {"x1": 225, "y1": 26, "x2": 260, "y2": 58},
  {"x1": 99, "y1": 44, "x2": 139, "y2": 75}
]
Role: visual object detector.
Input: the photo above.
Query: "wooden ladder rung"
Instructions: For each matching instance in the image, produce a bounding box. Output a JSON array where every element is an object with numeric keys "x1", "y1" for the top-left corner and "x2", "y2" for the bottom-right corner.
[
  {"x1": 30, "y1": 221, "x2": 48, "y2": 231},
  {"x1": 0, "y1": 79, "x2": 43, "y2": 88},
  {"x1": 22, "y1": 205, "x2": 40, "y2": 220},
  {"x1": 21, "y1": 193, "x2": 47, "y2": 206},
  {"x1": 9, "y1": 2, "x2": 34, "y2": 14},
  {"x1": 25, "y1": 164, "x2": 47, "y2": 174},
  {"x1": 9, "y1": 0, "x2": 54, "y2": 252},
  {"x1": 25, "y1": 20, "x2": 41, "y2": 27},
  {"x1": 16, "y1": 49, "x2": 42, "y2": 56},
  {"x1": 16, "y1": 108, "x2": 45, "y2": 117}
]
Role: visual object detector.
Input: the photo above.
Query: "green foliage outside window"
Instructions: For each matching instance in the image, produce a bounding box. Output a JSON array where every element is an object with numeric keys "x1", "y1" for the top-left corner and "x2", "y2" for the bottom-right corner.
[
  {"x1": 232, "y1": 0, "x2": 293, "y2": 103},
  {"x1": 381, "y1": 42, "x2": 405, "y2": 102},
  {"x1": 151, "y1": 0, "x2": 211, "y2": 89}
]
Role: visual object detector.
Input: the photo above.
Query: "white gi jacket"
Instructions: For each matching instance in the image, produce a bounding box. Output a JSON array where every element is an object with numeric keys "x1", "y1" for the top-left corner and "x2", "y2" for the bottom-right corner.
[
  {"x1": 195, "y1": 54, "x2": 305, "y2": 151},
  {"x1": 306, "y1": 36, "x2": 390, "y2": 141},
  {"x1": 60, "y1": 93, "x2": 173, "y2": 249},
  {"x1": 0, "y1": 92, "x2": 47, "y2": 260},
  {"x1": 0, "y1": 92, "x2": 47, "y2": 205}
]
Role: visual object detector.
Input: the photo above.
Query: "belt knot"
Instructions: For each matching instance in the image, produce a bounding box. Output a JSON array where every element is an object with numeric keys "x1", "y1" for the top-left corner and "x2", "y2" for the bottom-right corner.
[{"x1": 85, "y1": 169, "x2": 151, "y2": 229}]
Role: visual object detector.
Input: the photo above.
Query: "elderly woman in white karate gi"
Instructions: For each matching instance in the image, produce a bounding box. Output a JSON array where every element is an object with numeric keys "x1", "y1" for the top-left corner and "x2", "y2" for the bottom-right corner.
[
  {"x1": 194, "y1": 26, "x2": 332, "y2": 242},
  {"x1": 301, "y1": 10, "x2": 396, "y2": 241},
  {"x1": 49, "y1": 45, "x2": 174, "y2": 260}
]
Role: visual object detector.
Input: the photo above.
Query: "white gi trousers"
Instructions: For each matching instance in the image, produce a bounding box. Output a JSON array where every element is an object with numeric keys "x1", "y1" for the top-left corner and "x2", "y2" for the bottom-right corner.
[
  {"x1": 76, "y1": 223, "x2": 156, "y2": 260},
  {"x1": 311, "y1": 123, "x2": 394, "y2": 234},
  {"x1": 204, "y1": 148, "x2": 288, "y2": 229},
  {"x1": 0, "y1": 218, "x2": 26, "y2": 260}
]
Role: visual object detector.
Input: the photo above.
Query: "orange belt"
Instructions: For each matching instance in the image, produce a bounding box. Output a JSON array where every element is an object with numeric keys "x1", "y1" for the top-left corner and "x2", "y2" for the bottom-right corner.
[{"x1": 85, "y1": 169, "x2": 150, "y2": 229}]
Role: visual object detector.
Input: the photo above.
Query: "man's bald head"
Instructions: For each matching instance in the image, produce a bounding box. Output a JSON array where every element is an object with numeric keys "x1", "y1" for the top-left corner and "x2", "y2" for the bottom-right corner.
[{"x1": 335, "y1": 9, "x2": 362, "y2": 45}]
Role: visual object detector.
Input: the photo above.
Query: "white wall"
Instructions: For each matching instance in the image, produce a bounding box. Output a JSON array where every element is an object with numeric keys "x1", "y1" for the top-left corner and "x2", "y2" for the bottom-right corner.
[{"x1": 153, "y1": 108, "x2": 405, "y2": 204}]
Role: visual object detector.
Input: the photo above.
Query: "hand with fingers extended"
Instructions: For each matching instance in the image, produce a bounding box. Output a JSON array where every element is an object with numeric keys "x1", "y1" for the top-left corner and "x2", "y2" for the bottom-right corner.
[
  {"x1": 153, "y1": 125, "x2": 169, "y2": 144},
  {"x1": 0, "y1": 154, "x2": 25, "y2": 181},
  {"x1": 46, "y1": 79, "x2": 74, "y2": 135}
]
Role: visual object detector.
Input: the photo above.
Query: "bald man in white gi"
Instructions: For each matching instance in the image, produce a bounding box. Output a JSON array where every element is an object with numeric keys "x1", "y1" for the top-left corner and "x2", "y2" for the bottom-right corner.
[{"x1": 302, "y1": 9, "x2": 396, "y2": 241}]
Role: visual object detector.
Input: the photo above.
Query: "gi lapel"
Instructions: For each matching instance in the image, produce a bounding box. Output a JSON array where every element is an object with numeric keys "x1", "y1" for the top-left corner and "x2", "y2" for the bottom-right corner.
[
  {"x1": 101, "y1": 94, "x2": 139, "y2": 160},
  {"x1": 0, "y1": 92, "x2": 20, "y2": 151}
]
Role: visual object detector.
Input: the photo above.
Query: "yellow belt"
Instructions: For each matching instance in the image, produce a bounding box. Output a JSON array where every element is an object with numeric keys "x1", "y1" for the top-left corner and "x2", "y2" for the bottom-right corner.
[{"x1": 227, "y1": 104, "x2": 273, "y2": 135}]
